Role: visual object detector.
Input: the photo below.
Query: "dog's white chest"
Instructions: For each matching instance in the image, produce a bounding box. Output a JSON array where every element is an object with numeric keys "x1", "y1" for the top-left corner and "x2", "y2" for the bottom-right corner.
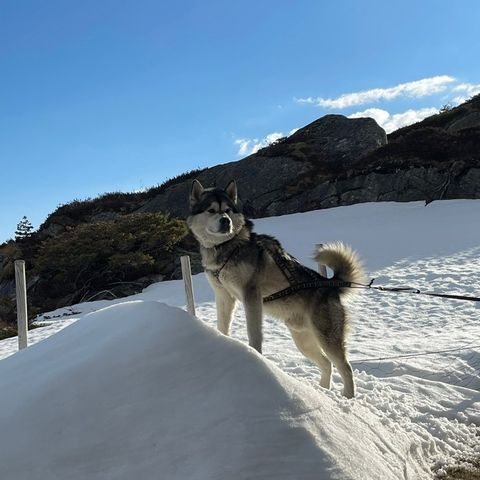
[{"x1": 206, "y1": 262, "x2": 255, "y2": 301}]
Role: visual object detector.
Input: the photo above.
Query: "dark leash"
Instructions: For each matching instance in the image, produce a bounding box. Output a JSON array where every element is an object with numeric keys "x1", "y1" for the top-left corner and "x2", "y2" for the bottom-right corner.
[
  {"x1": 356, "y1": 281, "x2": 480, "y2": 303},
  {"x1": 264, "y1": 277, "x2": 480, "y2": 303}
]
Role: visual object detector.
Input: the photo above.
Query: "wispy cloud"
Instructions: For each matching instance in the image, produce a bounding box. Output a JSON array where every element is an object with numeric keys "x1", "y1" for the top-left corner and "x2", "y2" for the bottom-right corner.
[
  {"x1": 296, "y1": 75, "x2": 455, "y2": 109},
  {"x1": 234, "y1": 128, "x2": 298, "y2": 157},
  {"x1": 451, "y1": 82, "x2": 480, "y2": 105},
  {"x1": 234, "y1": 132, "x2": 283, "y2": 156},
  {"x1": 348, "y1": 107, "x2": 439, "y2": 133},
  {"x1": 237, "y1": 76, "x2": 479, "y2": 155},
  {"x1": 233, "y1": 138, "x2": 254, "y2": 157}
]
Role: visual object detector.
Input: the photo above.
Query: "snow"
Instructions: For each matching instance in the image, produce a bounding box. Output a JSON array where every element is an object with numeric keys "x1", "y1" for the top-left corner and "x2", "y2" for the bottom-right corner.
[{"x1": 1, "y1": 200, "x2": 479, "y2": 479}]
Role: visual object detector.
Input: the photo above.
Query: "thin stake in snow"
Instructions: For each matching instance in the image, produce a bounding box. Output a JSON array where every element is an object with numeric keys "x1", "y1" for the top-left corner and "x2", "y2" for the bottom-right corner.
[
  {"x1": 180, "y1": 256, "x2": 196, "y2": 316},
  {"x1": 315, "y1": 243, "x2": 328, "y2": 277},
  {"x1": 14, "y1": 260, "x2": 28, "y2": 350}
]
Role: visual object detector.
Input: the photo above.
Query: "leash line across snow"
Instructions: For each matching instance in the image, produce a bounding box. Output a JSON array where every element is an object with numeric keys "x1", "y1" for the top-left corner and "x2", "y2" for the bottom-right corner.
[{"x1": 350, "y1": 280, "x2": 480, "y2": 303}]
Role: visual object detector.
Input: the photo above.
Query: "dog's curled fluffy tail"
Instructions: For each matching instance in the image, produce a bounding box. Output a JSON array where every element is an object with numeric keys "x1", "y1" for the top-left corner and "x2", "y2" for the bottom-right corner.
[{"x1": 313, "y1": 242, "x2": 365, "y2": 296}]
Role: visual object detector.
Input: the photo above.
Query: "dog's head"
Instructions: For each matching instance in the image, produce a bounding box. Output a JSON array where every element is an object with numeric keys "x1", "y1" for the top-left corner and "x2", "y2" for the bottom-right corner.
[{"x1": 187, "y1": 179, "x2": 247, "y2": 248}]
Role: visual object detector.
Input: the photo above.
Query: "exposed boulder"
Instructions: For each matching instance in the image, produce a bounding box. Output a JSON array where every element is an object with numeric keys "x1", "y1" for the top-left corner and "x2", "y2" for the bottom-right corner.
[{"x1": 285, "y1": 114, "x2": 387, "y2": 166}]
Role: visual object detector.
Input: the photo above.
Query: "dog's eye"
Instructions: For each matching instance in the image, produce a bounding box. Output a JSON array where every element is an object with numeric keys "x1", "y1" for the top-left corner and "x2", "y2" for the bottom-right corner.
[{"x1": 207, "y1": 208, "x2": 216, "y2": 214}]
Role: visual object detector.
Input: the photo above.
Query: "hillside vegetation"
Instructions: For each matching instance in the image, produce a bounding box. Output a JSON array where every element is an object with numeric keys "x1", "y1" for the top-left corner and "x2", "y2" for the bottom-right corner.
[{"x1": 0, "y1": 213, "x2": 190, "y2": 324}]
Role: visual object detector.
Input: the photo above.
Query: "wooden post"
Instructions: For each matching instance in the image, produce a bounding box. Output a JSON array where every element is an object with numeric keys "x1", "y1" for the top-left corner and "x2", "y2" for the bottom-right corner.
[
  {"x1": 180, "y1": 256, "x2": 196, "y2": 316},
  {"x1": 14, "y1": 260, "x2": 28, "y2": 350},
  {"x1": 315, "y1": 243, "x2": 328, "y2": 278}
]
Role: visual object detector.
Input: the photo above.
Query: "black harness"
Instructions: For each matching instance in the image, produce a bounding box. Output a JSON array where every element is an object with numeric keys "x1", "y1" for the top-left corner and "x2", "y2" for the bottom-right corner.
[
  {"x1": 258, "y1": 239, "x2": 349, "y2": 302},
  {"x1": 208, "y1": 245, "x2": 240, "y2": 281}
]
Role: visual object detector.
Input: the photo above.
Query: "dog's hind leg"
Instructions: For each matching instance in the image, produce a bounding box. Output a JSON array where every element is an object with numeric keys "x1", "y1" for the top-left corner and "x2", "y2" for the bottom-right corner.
[
  {"x1": 322, "y1": 342, "x2": 355, "y2": 399},
  {"x1": 311, "y1": 301, "x2": 355, "y2": 398},
  {"x1": 288, "y1": 326, "x2": 333, "y2": 390},
  {"x1": 214, "y1": 286, "x2": 237, "y2": 336}
]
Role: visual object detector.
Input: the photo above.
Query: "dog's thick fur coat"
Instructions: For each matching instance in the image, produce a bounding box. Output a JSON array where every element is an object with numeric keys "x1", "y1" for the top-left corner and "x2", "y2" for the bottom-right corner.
[{"x1": 187, "y1": 180, "x2": 364, "y2": 398}]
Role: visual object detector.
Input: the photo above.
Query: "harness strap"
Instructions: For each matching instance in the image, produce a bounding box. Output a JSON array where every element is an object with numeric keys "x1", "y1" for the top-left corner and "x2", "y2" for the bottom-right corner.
[
  {"x1": 206, "y1": 246, "x2": 240, "y2": 281},
  {"x1": 263, "y1": 279, "x2": 352, "y2": 303},
  {"x1": 259, "y1": 238, "x2": 348, "y2": 303},
  {"x1": 258, "y1": 239, "x2": 299, "y2": 285}
]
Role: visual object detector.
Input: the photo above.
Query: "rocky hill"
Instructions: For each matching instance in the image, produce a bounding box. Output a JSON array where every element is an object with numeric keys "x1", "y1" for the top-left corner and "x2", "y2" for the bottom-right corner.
[
  {"x1": 139, "y1": 96, "x2": 480, "y2": 218},
  {"x1": 31, "y1": 94, "x2": 480, "y2": 235},
  {"x1": 1, "y1": 95, "x2": 479, "y2": 326}
]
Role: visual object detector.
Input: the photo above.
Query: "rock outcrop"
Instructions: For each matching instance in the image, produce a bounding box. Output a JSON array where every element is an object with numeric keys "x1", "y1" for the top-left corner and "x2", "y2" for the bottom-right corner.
[
  {"x1": 261, "y1": 167, "x2": 480, "y2": 215},
  {"x1": 284, "y1": 114, "x2": 387, "y2": 166}
]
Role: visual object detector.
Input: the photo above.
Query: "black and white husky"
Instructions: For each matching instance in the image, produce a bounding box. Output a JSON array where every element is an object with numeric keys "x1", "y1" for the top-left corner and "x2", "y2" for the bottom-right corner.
[{"x1": 187, "y1": 180, "x2": 364, "y2": 398}]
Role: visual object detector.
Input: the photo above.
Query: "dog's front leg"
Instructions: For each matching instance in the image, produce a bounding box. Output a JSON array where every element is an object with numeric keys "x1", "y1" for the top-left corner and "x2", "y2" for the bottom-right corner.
[
  {"x1": 214, "y1": 286, "x2": 236, "y2": 336},
  {"x1": 243, "y1": 285, "x2": 263, "y2": 354}
]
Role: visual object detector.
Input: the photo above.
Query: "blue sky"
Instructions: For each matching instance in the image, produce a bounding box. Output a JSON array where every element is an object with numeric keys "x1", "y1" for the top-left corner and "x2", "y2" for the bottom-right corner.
[{"x1": 1, "y1": 0, "x2": 480, "y2": 241}]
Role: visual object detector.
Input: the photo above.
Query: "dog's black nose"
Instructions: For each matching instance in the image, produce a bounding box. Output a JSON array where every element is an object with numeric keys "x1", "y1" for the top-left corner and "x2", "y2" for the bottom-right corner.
[
  {"x1": 219, "y1": 217, "x2": 231, "y2": 231},
  {"x1": 220, "y1": 217, "x2": 230, "y2": 227}
]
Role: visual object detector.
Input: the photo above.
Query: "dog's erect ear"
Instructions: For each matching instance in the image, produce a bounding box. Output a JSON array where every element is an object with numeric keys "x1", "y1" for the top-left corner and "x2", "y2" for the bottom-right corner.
[
  {"x1": 225, "y1": 180, "x2": 237, "y2": 204},
  {"x1": 190, "y1": 180, "x2": 204, "y2": 206}
]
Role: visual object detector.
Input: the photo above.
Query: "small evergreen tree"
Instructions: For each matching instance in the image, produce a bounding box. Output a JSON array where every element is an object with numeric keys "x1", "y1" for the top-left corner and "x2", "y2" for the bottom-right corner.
[
  {"x1": 15, "y1": 216, "x2": 34, "y2": 240},
  {"x1": 439, "y1": 103, "x2": 453, "y2": 113}
]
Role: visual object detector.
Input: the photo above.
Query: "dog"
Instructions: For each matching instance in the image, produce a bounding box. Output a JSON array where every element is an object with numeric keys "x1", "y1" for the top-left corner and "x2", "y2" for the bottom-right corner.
[{"x1": 187, "y1": 179, "x2": 364, "y2": 398}]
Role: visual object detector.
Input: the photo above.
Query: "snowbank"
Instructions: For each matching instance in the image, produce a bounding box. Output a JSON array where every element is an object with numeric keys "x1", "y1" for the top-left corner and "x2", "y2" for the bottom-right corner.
[{"x1": 0, "y1": 301, "x2": 434, "y2": 479}]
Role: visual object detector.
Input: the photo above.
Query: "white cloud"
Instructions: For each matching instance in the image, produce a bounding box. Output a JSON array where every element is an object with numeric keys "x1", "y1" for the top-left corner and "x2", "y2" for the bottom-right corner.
[
  {"x1": 348, "y1": 107, "x2": 439, "y2": 133},
  {"x1": 450, "y1": 82, "x2": 480, "y2": 105},
  {"x1": 234, "y1": 130, "x2": 297, "y2": 156},
  {"x1": 233, "y1": 139, "x2": 252, "y2": 156},
  {"x1": 452, "y1": 82, "x2": 480, "y2": 95},
  {"x1": 452, "y1": 96, "x2": 467, "y2": 106},
  {"x1": 348, "y1": 108, "x2": 390, "y2": 127},
  {"x1": 296, "y1": 75, "x2": 455, "y2": 109}
]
